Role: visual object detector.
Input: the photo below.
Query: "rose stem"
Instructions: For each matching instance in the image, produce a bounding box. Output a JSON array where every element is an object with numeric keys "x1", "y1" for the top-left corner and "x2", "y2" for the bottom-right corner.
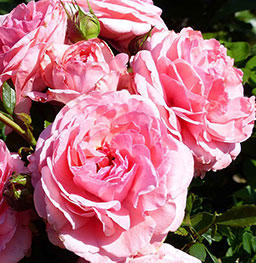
[{"x1": 0, "y1": 112, "x2": 36, "y2": 148}]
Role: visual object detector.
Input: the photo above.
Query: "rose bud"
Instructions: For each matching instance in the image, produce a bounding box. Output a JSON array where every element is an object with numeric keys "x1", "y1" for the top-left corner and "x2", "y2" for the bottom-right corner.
[
  {"x1": 3, "y1": 173, "x2": 34, "y2": 211},
  {"x1": 63, "y1": 0, "x2": 100, "y2": 43}
]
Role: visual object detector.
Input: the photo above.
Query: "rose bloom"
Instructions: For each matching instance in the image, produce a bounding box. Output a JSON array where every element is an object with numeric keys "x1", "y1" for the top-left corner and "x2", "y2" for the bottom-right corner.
[
  {"x1": 36, "y1": 39, "x2": 128, "y2": 104},
  {"x1": 77, "y1": 242, "x2": 201, "y2": 263},
  {"x1": 0, "y1": 0, "x2": 67, "y2": 105},
  {"x1": 0, "y1": 140, "x2": 32, "y2": 263},
  {"x1": 74, "y1": 0, "x2": 167, "y2": 52},
  {"x1": 125, "y1": 243, "x2": 201, "y2": 263},
  {"x1": 29, "y1": 90, "x2": 194, "y2": 262},
  {"x1": 131, "y1": 28, "x2": 255, "y2": 173}
]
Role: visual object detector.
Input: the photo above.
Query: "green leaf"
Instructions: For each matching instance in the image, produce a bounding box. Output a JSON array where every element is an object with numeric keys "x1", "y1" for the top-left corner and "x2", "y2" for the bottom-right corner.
[
  {"x1": 251, "y1": 236, "x2": 256, "y2": 253},
  {"x1": 251, "y1": 44, "x2": 256, "y2": 56},
  {"x1": 202, "y1": 231, "x2": 213, "y2": 245},
  {"x1": 204, "y1": 246, "x2": 219, "y2": 263},
  {"x1": 235, "y1": 10, "x2": 255, "y2": 23},
  {"x1": 242, "y1": 231, "x2": 253, "y2": 254},
  {"x1": 234, "y1": 185, "x2": 256, "y2": 204},
  {"x1": 246, "y1": 56, "x2": 256, "y2": 70},
  {"x1": 2, "y1": 81, "x2": 16, "y2": 116},
  {"x1": 224, "y1": 42, "x2": 250, "y2": 63},
  {"x1": 216, "y1": 205, "x2": 256, "y2": 227},
  {"x1": 212, "y1": 231, "x2": 223, "y2": 242},
  {"x1": 249, "y1": 73, "x2": 256, "y2": 87},
  {"x1": 189, "y1": 243, "x2": 207, "y2": 261},
  {"x1": 186, "y1": 193, "x2": 195, "y2": 214},
  {"x1": 202, "y1": 31, "x2": 228, "y2": 41},
  {"x1": 202, "y1": 228, "x2": 223, "y2": 245},
  {"x1": 183, "y1": 193, "x2": 195, "y2": 225},
  {"x1": 174, "y1": 227, "x2": 189, "y2": 236},
  {"x1": 241, "y1": 68, "x2": 251, "y2": 84},
  {"x1": 191, "y1": 196, "x2": 204, "y2": 214},
  {"x1": 191, "y1": 212, "x2": 216, "y2": 234},
  {"x1": 226, "y1": 247, "x2": 234, "y2": 257}
]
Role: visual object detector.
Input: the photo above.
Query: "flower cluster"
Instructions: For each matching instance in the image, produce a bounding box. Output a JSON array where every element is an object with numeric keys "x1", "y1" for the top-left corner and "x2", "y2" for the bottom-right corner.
[{"x1": 0, "y1": 0, "x2": 254, "y2": 262}]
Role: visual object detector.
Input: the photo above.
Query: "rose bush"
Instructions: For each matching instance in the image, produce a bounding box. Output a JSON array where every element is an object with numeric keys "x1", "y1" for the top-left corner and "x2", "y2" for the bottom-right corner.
[
  {"x1": 37, "y1": 39, "x2": 128, "y2": 104},
  {"x1": 0, "y1": 0, "x2": 67, "y2": 105},
  {"x1": 75, "y1": 0, "x2": 167, "y2": 52},
  {"x1": 29, "y1": 90, "x2": 194, "y2": 262},
  {"x1": 131, "y1": 27, "x2": 255, "y2": 173},
  {"x1": 0, "y1": 140, "x2": 32, "y2": 263}
]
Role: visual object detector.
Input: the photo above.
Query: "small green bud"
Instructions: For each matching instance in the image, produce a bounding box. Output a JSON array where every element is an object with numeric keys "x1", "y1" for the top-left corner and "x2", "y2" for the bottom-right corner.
[
  {"x1": 128, "y1": 26, "x2": 154, "y2": 56},
  {"x1": 3, "y1": 173, "x2": 34, "y2": 211},
  {"x1": 62, "y1": 0, "x2": 100, "y2": 43}
]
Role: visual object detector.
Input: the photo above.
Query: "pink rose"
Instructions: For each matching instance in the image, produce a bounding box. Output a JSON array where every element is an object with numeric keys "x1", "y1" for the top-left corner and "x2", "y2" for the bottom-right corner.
[
  {"x1": 0, "y1": 0, "x2": 67, "y2": 104},
  {"x1": 30, "y1": 90, "x2": 194, "y2": 262},
  {"x1": 74, "y1": 0, "x2": 167, "y2": 52},
  {"x1": 125, "y1": 243, "x2": 201, "y2": 263},
  {"x1": 141, "y1": 0, "x2": 153, "y2": 3},
  {"x1": 77, "y1": 243, "x2": 201, "y2": 263},
  {"x1": 131, "y1": 28, "x2": 255, "y2": 173},
  {"x1": 35, "y1": 39, "x2": 128, "y2": 104},
  {"x1": 0, "y1": 140, "x2": 32, "y2": 262}
]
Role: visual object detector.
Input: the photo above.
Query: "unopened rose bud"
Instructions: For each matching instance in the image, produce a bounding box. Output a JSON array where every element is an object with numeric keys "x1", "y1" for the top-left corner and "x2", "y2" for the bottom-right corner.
[
  {"x1": 3, "y1": 173, "x2": 33, "y2": 211},
  {"x1": 128, "y1": 26, "x2": 154, "y2": 56},
  {"x1": 62, "y1": 0, "x2": 100, "y2": 43}
]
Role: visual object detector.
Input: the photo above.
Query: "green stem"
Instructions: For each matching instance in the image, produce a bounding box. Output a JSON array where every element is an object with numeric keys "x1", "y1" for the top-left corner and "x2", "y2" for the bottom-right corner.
[{"x1": 0, "y1": 112, "x2": 36, "y2": 148}]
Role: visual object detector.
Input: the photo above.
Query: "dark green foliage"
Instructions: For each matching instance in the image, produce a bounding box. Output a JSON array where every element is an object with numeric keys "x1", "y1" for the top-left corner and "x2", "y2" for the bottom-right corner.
[{"x1": 2, "y1": 81, "x2": 16, "y2": 115}]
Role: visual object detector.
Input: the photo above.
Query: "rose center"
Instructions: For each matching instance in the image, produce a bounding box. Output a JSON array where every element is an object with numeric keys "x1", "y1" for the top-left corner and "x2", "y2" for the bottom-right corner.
[{"x1": 96, "y1": 145, "x2": 115, "y2": 172}]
